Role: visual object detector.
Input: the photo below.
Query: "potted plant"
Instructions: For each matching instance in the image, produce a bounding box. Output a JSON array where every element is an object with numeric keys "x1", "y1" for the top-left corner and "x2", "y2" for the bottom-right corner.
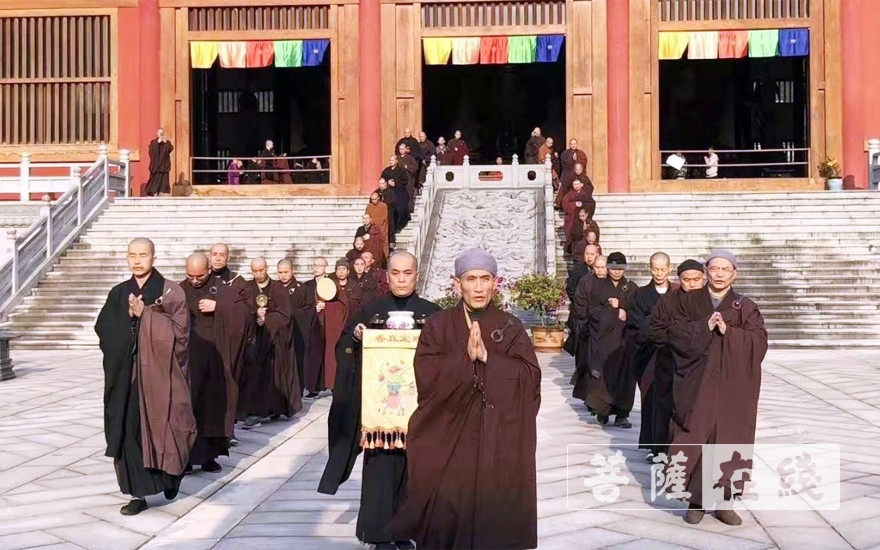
[
  {"x1": 509, "y1": 274, "x2": 566, "y2": 352},
  {"x1": 817, "y1": 156, "x2": 843, "y2": 191}
]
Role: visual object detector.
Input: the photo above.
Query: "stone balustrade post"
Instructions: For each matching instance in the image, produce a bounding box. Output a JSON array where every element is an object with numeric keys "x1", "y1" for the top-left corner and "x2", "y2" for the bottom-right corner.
[
  {"x1": 19, "y1": 153, "x2": 31, "y2": 202},
  {"x1": 119, "y1": 149, "x2": 131, "y2": 197}
]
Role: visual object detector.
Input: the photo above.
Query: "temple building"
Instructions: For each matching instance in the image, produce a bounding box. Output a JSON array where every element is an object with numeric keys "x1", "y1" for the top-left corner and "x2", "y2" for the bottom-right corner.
[{"x1": 0, "y1": 0, "x2": 876, "y2": 195}]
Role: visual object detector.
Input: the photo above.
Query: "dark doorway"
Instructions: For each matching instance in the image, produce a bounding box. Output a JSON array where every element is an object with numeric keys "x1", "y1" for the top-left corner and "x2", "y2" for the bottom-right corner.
[
  {"x1": 659, "y1": 56, "x2": 809, "y2": 178},
  {"x1": 422, "y1": 51, "x2": 566, "y2": 164},
  {"x1": 190, "y1": 53, "x2": 331, "y2": 184}
]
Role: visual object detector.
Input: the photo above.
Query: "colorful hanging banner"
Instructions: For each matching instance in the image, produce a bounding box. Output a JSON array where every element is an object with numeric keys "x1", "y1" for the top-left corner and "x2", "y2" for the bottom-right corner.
[
  {"x1": 508, "y1": 35, "x2": 537, "y2": 63},
  {"x1": 536, "y1": 35, "x2": 564, "y2": 62},
  {"x1": 274, "y1": 40, "x2": 303, "y2": 68},
  {"x1": 779, "y1": 29, "x2": 809, "y2": 57},
  {"x1": 748, "y1": 29, "x2": 779, "y2": 58},
  {"x1": 218, "y1": 42, "x2": 247, "y2": 68},
  {"x1": 303, "y1": 39, "x2": 330, "y2": 66},
  {"x1": 659, "y1": 32, "x2": 689, "y2": 60},
  {"x1": 190, "y1": 42, "x2": 219, "y2": 69},
  {"x1": 423, "y1": 38, "x2": 453, "y2": 65},
  {"x1": 479, "y1": 36, "x2": 508, "y2": 64},
  {"x1": 718, "y1": 30, "x2": 748, "y2": 59},
  {"x1": 687, "y1": 31, "x2": 718, "y2": 59},
  {"x1": 451, "y1": 37, "x2": 480, "y2": 65},
  {"x1": 246, "y1": 41, "x2": 274, "y2": 68}
]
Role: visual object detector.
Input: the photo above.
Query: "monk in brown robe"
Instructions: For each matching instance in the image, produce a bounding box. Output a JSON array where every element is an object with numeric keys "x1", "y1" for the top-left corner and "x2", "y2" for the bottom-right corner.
[
  {"x1": 208, "y1": 242, "x2": 237, "y2": 284},
  {"x1": 96, "y1": 238, "x2": 195, "y2": 515},
  {"x1": 560, "y1": 138, "x2": 589, "y2": 181},
  {"x1": 292, "y1": 257, "x2": 329, "y2": 399},
  {"x1": 375, "y1": 178, "x2": 397, "y2": 247},
  {"x1": 624, "y1": 252, "x2": 678, "y2": 459},
  {"x1": 362, "y1": 251, "x2": 390, "y2": 296},
  {"x1": 585, "y1": 252, "x2": 639, "y2": 427},
  {"x1": 180, "y1": 253, "x2": 248, "y2": 473},
  {"x1": 277, "y1": 259, "x2": 304, "y2": 395},
  {"x1": 366, "y1": 192, "x2": 390, "y2": 258},
  {"x1": 567, "y1": 208, "x2": 601, "y2": 255},
  {"x1": 240, "y1": 257, "x2": 300, "y2": 429},
  {"x1": 355, "y1": 214, "x2": 385, "y2": 266},
  {"x1": 570, "y1": 253, "x2": 606, "y2": 401},
  {"x1": 646, "y1": 259, "x2": 706, "y2": 459},
  {"x1": 321, "y1": 259, "x2": 362, "y2": 389},
  {"x1": 447, "y1": 130, "x2": 469, "y2": 165},
  {"x1": 352, "y1": 257, "x2": 381, "y2": 306},
  {"x1": 664, "y1": 250, "x2": 767, "y2": 526},
  {"x1": 392, "y1": 248, "x2": 541, "y2": 549},
  {"x1": 143, "y1": 129, "x2": 173, "y2": 196},
  {"x1": 346, "y1": 236, "x2": 366, "y2": 263},
  {"x1": 561, "y1": 179, "x2": 591, "y2": 239},
  {"x1": 556, "y1": 162, "x2": 594, "y2": 211}
]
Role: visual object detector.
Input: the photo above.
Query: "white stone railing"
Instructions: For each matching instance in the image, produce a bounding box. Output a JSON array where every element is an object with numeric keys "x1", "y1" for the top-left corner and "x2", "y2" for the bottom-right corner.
[
  {"x1": 0, "y1": 145, "x2": 119, "y2": 201},
  {"x1": 0, "y1": 148, "x2": 130, "y2": 320},
  {"x1": 414, "y1": 154, "x2": 557, "y2": 281}
]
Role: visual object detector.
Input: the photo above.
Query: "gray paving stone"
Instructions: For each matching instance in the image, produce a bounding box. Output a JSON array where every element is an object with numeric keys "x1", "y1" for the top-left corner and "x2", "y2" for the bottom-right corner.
[
  {"x1": 48, "y1": 521, "x2": 150, "y2": 550},
  {"x1": 764, "y1": 526, "x2": 854, "y2": 549},
  {"x1": 0, "y1": 530, "x2": 65, "y2": 549}
]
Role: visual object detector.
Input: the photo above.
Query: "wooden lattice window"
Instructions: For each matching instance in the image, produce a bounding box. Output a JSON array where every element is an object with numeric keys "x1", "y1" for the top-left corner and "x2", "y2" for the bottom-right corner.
[
  {"x1": 188, "y1": 6, "x2": 330, "y2": 31},
  {"x1": 0, "y1": 15, "x2": 112, "y2": 146},
  {"x1": 421, "y1": 1, "x2": 566, "y2": 28},
  {"x1": 658, "y1": 0, "x2": 810, "y2": 21}
]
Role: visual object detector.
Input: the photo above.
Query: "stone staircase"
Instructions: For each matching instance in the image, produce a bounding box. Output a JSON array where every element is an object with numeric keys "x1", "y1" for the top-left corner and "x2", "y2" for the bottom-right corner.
[
  {"x1": 3, "y1": 197, "x2": 419, "y2": 349},
  {"x1": 556, "y1": 191, "x2": 880, "y2": 348}
]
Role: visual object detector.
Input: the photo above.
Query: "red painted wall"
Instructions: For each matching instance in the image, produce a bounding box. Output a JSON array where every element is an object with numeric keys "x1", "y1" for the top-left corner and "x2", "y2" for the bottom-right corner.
[
  {"x1": 117, "y1": 7, "x2": 147, "y2": 195},
  {"x1": 841, "y1": 0, "x2": 880, "y2": 189},
  {"x1": 606, "y1": 0, "x2": 630, "y2": 192}
]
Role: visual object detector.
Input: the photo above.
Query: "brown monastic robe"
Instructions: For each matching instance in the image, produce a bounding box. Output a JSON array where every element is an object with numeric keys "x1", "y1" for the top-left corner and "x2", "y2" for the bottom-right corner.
[
  {"x1": 584, "y1": 276, "x2": 639, "y2": 417},
  {"x1": 355, "y1": 223, "x2": 386, "y2": 266},
  {"x1": 241, "y1": 279, "x2": 301, "y2": 418},
  {"x1": 144, "y1": 139, "x2": 174, "y2": 195},
  {"x1": 646, "y1": 287, "x2": 688, "y2": 456},
  {"x1": 375, "y1": 186, "x2": 397, "y2": 243},
  {"x1": 561, "y1": 189, "x2": 591, "y2": 237},
  {"x1": 213, "y1": 275, "x2": 253, "y2": 431},
  {"x1": 447, "y1": 139, "x2": 469, "y2": 165},
  {"x1": 567, "y1": 217, "x2": 601, "y2": 254},
  {"x1": 321, "y1": 279, "x2": 362, "y2": 389},
  {"x1": 569, "y1": 273, "x2": 601, "y2": 399},
  {"x1": 664, "y1": 287, "x2": 767, "y2": 506},
  {"x1": 560, "y1": 147, "x2": 589, "y2": 181},
  {"x1": 392, "y1": 304, "x2": 541, "y2": 549},
  {"x1": 524, "y1": 135, "x2": 543, "y2": 164},
  {"x1": 96, "y1": 270, "x2": 194, "y2": 498},
  {"x1": 366, "y1": 201, "x2": 390, "y2": 258},
  {"x1": 556, "y1": 173, "x2": 595, "y2": 211},
  {"x1": 292, "y1": 277, "x2": 326, "y2": 394}
]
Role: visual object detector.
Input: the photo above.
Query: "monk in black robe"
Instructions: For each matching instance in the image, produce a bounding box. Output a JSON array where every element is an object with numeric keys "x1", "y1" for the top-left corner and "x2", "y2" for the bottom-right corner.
[
  {"x1": 144, "y1": 129, "x2": 173, "y2": 196},
  {"x1": 319, "y1": 252, "x2": 440, "y2": 550},
  {"x1": 292, "y1": 257, "x2": 330, "y2": 398},
  {"x1": 647, "y1": 259, "x2": 707, "y2": 458},
  {"x1": 664, "y1": 250, "x2": 767, "y2": 526},
  {"x1": 559, "y1": 139, "x2": 589, "y2": 182},
  {"x1": 585, "y1": 252, "x2": 638, "y2": 427},
  {"x1": 352, "y1": 257, "x2": 381, "y2": 306},
  {"x1": 569, "y1": 253, "x2": 606, "y2": 400},
  {"x1": 277, "y1": 259, "x2": 303, "y2": 395},
  {"x1": 392, "y1": 248, "x2": 540, "y2": 549},
  {"x1": 524, "y1": 127, "x2": 543, "y2": 164},
  {"x1": 240, "y1": 257, "x2": 300, "y2": 429},
  {"x1": 396, "y1": 129, "x2": 420, "y2": 164},
  {"x1": 208, "y1": 242, "x2": 236, "y2": 284},
  {"x1": 95, "y1": 238, "x2": 194, "y2": 515},
  {"x1": 416, "y1": 131, "x2": 436, "y2": 185},
  {"x1": 625, "y1": 252, "x2": 678, "y2": 457},
  {"x1": 180, "y1": 253, "x2": 245, "y2": 473},
  {"x1": 380, "y1": 156, "x2": 411, "y2": 231}
]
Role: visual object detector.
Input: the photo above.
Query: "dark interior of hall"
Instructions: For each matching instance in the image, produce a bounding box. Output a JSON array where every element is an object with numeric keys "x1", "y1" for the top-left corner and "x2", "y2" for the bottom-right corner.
[
  {"x1": 422, "y1": 50, "x2": 566, "y2": 164},
  {"x1": 659, "y1": 55, "x2": 809, "y2": 178},
  {"x1": 190, "y1": 54, "x2": 331, "y2": 184}
]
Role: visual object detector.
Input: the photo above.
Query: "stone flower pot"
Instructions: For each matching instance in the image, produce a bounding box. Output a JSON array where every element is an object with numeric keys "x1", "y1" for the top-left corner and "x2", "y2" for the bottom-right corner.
[
  {"x1": 827, "y1": 177, "x2": 843, "y2": 192},
  {"x1": 530, "y1": 326, "x2": 565, "y2": 353}
]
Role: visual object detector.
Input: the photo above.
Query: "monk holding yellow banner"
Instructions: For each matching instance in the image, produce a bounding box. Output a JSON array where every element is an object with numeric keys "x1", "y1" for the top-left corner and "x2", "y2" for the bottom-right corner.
[{"x1": 360, "y1": 329, "x2": 421, "y2": 450}]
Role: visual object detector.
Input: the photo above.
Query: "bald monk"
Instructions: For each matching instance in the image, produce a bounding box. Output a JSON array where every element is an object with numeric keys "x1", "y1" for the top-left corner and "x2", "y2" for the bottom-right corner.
[
  {"x1": 570, "y1": 253, "x2": 607, "y2": 402},
  {"x1": 396, "y1": 129, "x2": 420, "y2": 164},
  {"x1": 392, "y1": 248, "x2": 541, "y2": 549},
  {"x1": 524, "y1": 127, "x2": 543, "y2": 164},
  {"x1": 374, "y1": 178, "x2": 397, "y2": 247},
  {"x1": 365, "y1": 193, "x2": 390, "y2": 259},
  {"x1": 624, "y1": 252, "x2": 678, "y2": 458},
  {"x1": 381, "y1": 156, "x2": 411, "y2": 231},
  {"x1": 208, "y1": 243, "x2": 236, "y2": 283},
  {"x1": 96, "y1": 238, "x2": 194, "y2": 515},
  {"x1": 447, "y1": 130, "x2": 469, "y2": 165},
  {"x1": 561, "y1": 179, "x2": 591, "y2": 238},
  {"x1": 277, "y1": 259, "x2": 304, "y2": 395},
  {"x1": 556, "y1": 163, "x2": 594, "y2": 212},
  {"x1": 240, "y1": 257, "x2": 300, "y2": 429},
  {"x1": 646, "y1": 259, "x2": 706, "y2": 459},
  {"x1": 560, "y1": 138, "x2": 589, "y2": 182},
  {"x1": 355, "y1": 214, "x2": 385, "y2": 267},
  {"x1": 585, "y1": 252, "x2": 639, "y2": 427},
  {"x1": 181, "y1": 253, "x2": 249, "y2": 473},
  {"x1": 293, "y1": 257, "x2": 329, "y2": 398},
  {"x1": 663, "y1": 250, "x2": 767, "y2": 526},
  {"x1": 567, "y1": 208, "x2": 601, "y2": 255},
  {"x1": 319, "y1": 252, "x2": 441, "y2": 550}
]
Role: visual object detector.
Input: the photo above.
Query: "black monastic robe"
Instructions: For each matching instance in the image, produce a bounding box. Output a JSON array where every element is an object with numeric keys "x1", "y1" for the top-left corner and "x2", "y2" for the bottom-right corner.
[
  {"x1": 144, "y1": 139, "x2": 173, "y2": 195},
  {"x1": 318, "y1": 294, "x2": 441, "y2": 544},
  {"x1": 570, "y1": 274, "x2": 602, "y2": 399},
  {"x1": 292, "y1": 277, "x2": 325, "y2": 393},
  {"x1": 392, "y1": 303, "x2": 541, "y2": 549}
]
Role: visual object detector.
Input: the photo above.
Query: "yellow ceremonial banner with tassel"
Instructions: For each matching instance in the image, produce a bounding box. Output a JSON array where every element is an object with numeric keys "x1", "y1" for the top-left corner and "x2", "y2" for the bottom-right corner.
[{"x1": 361, "y1": 329, "x2": 421, "y2": 450}]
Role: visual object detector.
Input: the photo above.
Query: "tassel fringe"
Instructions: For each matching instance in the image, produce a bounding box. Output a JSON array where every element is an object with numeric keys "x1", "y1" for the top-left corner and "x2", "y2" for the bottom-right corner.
[{"x1": 360, "y1": 429, "x2": 409, "y2": 450}]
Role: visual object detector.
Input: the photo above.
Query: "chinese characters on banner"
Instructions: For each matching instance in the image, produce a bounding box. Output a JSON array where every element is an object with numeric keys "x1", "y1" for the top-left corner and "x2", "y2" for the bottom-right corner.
[{"x1": 567, "y1": 444, "x2": 840, "y2": 511}]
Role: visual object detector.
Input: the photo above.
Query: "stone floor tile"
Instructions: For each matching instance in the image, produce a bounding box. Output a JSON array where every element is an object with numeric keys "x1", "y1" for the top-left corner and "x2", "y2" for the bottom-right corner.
[
  {"x1": 833, "y1": 515, "x2": 880, "y2": 549},
  {"x1": 155, "y1": 503, "x2": 254, "y2": 540},
  {"x1": 0, "y1": 512, "x2": 95, "y2": 537},
  {"x1": 241, "y1": 510, "x2": 358, "y2": 525},
  {"x1": 48, "y1": 521, "x2": 150, "y2": 550},
  {"x1": 213, "y1": 536, "x2": 359, "y2": 550},
  {"x1": 602, "y1": 518, "x2": 768, "y2": 550},
  {"x1": 0, "y1": 530, "x2": 65, "y2": 549},
  {"x1": 536, "y1": 527, "x2": 636, "y2": 549},
  {"x1": 605, "y1": 539, "x2": 693, "y2": 550},
  {"x1": 226, "y1": 522, "x2": 354, "y2": 537},
  {"x1": 83, "y1": 505, "x2": 180, "y2": 537},
  {"x1": 140, "y1": 539, "x2": 220, "y2": 550},
  {"x1": 764, "y1": 526, "x2": 854, "y2": 549}
]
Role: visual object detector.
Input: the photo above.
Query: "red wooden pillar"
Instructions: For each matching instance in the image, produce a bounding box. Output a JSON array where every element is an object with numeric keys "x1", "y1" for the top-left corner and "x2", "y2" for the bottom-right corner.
[
  {"x1": 137, "y1": 0, "x2": 161, "y2": 193},
  {"x1": 841, "y1": 0, "x2": 880, "y2": 189},
  {"x1": 359, "y1": 0, "x2": 382, "y2": 194},
  {"x1": 606, "y1": 0, "x2": 630, "y2": 193}
]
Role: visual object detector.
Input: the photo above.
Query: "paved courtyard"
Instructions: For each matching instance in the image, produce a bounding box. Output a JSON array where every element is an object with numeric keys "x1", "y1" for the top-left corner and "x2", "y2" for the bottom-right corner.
[{"x1": 1, "y1": 348, "x2": 879, "y2": 550}]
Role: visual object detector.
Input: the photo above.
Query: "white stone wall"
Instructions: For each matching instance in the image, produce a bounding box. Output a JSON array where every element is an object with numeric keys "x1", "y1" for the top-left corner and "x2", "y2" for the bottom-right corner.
[{"x1": 423, "y1": 189, "x2": 539, "y2": 300}]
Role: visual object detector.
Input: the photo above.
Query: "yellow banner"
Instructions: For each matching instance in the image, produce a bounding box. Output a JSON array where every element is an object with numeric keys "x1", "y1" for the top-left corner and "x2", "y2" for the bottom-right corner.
[{"x1": 361, "y1": 329, "x2": 421, "y2": 450}]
